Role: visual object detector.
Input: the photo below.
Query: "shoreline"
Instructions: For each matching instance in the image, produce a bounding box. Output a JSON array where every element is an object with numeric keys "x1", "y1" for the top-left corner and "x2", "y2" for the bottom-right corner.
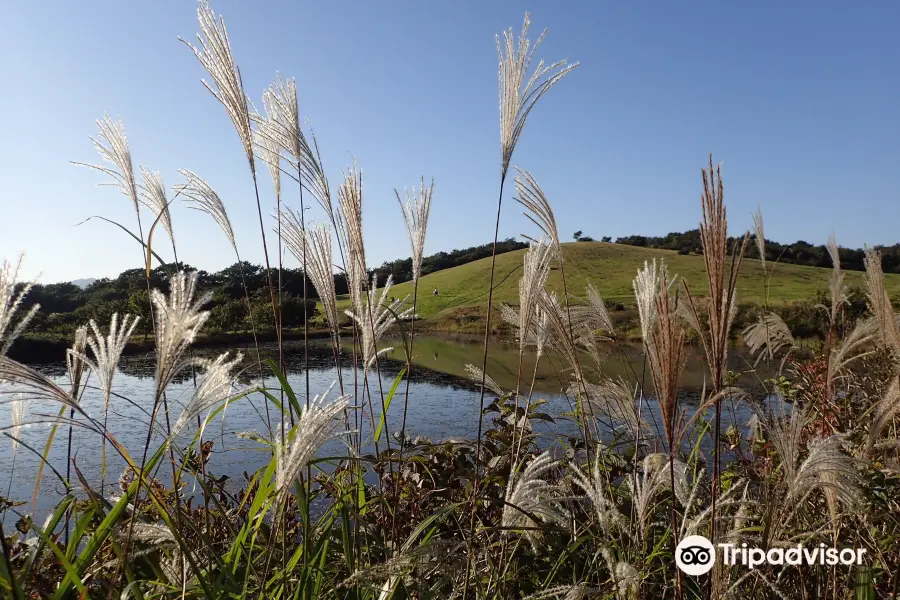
[{"x1": 9, "y1": 328, "x2": 335, "y2": 363}]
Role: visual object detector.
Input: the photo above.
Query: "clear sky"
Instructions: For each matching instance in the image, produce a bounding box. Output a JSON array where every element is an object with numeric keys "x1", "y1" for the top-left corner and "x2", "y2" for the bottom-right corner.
[{"x1": 2, "y1": 1, "x2": 899, "y2": 284}]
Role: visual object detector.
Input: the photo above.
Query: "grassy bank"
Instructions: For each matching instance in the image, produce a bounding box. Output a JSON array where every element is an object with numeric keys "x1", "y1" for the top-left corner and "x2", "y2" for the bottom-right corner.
[{"x1": 330, "y1": 241, "x2": 900, "y2": 334}]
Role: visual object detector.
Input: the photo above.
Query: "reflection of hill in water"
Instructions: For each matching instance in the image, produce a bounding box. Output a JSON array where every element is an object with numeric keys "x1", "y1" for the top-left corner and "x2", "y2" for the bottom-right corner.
[
  {"x1": 31, "y1": 335, "x2": 772, "y2": 397},
  {"x1": 33, "y1": 338, "x2": 482, "y2": 393}
]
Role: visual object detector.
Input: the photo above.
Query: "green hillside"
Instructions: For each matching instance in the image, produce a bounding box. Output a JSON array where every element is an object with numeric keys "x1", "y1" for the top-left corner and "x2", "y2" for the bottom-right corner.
[{"x1": 340, "y1": 241, "x2": 900, "y2": 327}]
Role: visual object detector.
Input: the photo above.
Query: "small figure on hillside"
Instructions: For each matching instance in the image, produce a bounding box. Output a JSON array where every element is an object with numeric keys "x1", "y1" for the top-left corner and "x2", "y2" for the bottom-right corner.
[
  {"x1": 433, "y1": 288, "x2": 439, "y2": 297},
  {"x1": 390, "y1": 296, "x2": 395, "y2": 303}
]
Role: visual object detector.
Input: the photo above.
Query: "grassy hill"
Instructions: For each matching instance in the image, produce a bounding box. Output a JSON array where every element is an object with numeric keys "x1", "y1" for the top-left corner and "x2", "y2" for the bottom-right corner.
[{"x1": 333, "y1": 241, "x2": 900, "y2": 330}]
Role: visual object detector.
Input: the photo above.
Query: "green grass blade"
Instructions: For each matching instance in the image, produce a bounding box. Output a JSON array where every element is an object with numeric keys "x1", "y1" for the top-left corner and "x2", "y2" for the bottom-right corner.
[
  {"x1": 374, "y1": 368, "x2": 406, "y2": 444},
  {"x1": 0, "y1": 530, "x2": 25, "y2": 600},
  {"x1": 22, "y1": 494, "x2": 73, "y2": 583},
  {"x1": 53, "y1": 444, "x2": 165, "y2": 599},
  {"x1": 30, "y1": 498, "x2": 85, "y2": 596},
  {"x1": 65, "y1": 506, "x2": 97, "y2": 561},
  {"x1": 29, "y1": 405, "x2": 67, "y2": 506},
  {"x1": 402, "y1": 502, "x2": 460, "y2": 552},
  {"x1": 267, "y1": 358, "x2": 303, "y2": 418}
]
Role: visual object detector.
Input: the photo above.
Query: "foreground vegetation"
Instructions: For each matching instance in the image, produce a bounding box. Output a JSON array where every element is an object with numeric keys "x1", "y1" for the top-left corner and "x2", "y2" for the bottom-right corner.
[{"x1": 2, "y1": 3, "x2": 900, "y2": 599}]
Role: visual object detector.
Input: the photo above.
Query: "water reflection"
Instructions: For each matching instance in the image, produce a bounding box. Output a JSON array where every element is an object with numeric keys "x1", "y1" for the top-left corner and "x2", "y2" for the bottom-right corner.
[{"x1": 1, "y1": 335, "x2": 781, "y2": 519}]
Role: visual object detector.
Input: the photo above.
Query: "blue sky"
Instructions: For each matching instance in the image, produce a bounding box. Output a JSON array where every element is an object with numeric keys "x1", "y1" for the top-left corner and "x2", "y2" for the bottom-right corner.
[{"x1": 2, "y1": 1, "x2": 899, "y2": 283}]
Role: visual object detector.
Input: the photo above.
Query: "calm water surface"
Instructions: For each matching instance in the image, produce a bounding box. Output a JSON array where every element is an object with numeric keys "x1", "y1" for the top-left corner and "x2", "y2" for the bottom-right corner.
[{"x1": 0, "y1": 335, "x2": 779, "y2": 518}]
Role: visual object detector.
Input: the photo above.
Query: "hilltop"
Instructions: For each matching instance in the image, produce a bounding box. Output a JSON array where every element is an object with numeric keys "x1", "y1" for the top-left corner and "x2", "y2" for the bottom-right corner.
[{"x1": 353, "y1": 241, "x2": 900, "y2": 331}]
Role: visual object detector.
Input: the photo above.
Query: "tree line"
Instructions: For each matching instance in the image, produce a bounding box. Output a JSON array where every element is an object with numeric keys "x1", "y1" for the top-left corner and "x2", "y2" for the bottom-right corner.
[
  {"x1": 28, "y1": 230, "x2": 894, "y2": 340},
  {"x1": 21, "y1": 263, "x2": 319, "y2": 337},
  {"x1": 21, "y1": 239, "x2": 528, "y2": 337},
  {"x1": 368, "y1": 238, "x2": 527, "y2": 285},
  {"x1": 614, "y1": 229, "x2": 900, "y2": 273}
]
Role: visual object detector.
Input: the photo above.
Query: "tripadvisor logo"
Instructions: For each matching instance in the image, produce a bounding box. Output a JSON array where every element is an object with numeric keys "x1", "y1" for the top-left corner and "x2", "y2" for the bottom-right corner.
[
  {"x1": 676, "y1": 535, "x2": 867, "y2": 575},
  {"x1": 676, "y1": 536, "x2": 716, "y2": 576}
]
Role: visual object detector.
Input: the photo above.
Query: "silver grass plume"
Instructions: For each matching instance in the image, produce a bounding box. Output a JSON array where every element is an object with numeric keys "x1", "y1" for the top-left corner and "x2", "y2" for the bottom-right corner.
[
  {"x1": 535, "y1": 290, "x2": 587, "y2": 392},
  {"x1": 627, "y1": 453, "x2": 690, "y2": 538},
  {"x1": 396, "y1": 177, "x2": 435, "y2": 282},
  {"x1": 864, "y1": 249, "x2": 900, "y2": 357},
  {"x1": 676, "y1": 465, "x2": 711, "y2": 538},
  {"x1": 725, "y1": 572, "x2": 790, "y2": 600},
  {"x1": 799, "y1": 435, "x2": 862, "y2": 511},
  {"x1": 338, "y1": 163, "x2": 366, "y2": 290},
  {"x1": 82, "y1": 314, "x2": 140, "y2": 417},
  {"x1": 151, "y1": 271, "x2": 212, "y2": 398},
  {"x1": 766, "y1": 408, "x2": 860, "y2": 509},
  {"x1": 578, "y1": 283, "x2": 615, "y2": 335},
  {"x1": 66, "y1": 325, "x2": 89, "y2": 399},
  {"x1": 344, "y1": 275, "x2": 413, "y2": 371},
  {"x1": 261, "y1": 75, "x2": 333, "y2": 217},
  {"x1": 464, "y1": 364, "x2": 503, "y2": 397},
  {"x1": 259, "y1": 74, "x2": 307, "y2": 166},
  {"x1": 752, "y1": 207, "x2": 765, "y2": 272},
  {"x1": 498, "y1": 14, "x2": 578, "y2": 179},
  {"x1": 515, "y1": 238, "x2": 554, "y2": 354},
  {"x1": 170, "y1": 351, "x2": 244, "y2": 441},
  {"x1": 743, "y1": 312, "x2": 794, "y2": 362},
  {"x1": 866, "y1": 376, "x2": 900, "y2": 455},
  {"x1": 825, "y1": 234, "x2": 847, "y2": 326},
  {"x1": 182, "y1": 0, "x2": 255, "y2": 172},
  {"x1": 304, "y1": 127, "x2": 334, "y2": 219},
  {"x1": 828, "y1": 317, "x2": 877, "y2": 381},
  {"x1": 500, "y1": 303, "x2": 520, "y2": 329},
  {"x1": 281, "y1": 214, "x2": 339, "y2": 342},
  {"x1": 117, "y1": 522, "x2": 176, "y2": 548},
  {"x1": 726, "y1": 287, "x2": 739, "y2": 345},
  {"x1": 0, "y1": 358, "x2": 80, "y2": 412},
  {"x1": 570, "y1": 452, "x2": 627, "y2": 537},
  {"x1": 729, "y1": 480, "x2": 752, "y2": 545},
  {"x1": 570, "y1": 378, "x2": 644, "y2": 437},
  {"x1": 0, "y1": 255, "x2": 40, "y2": 357},
  {"x1": 138, "y1": 168, "x2": 174, "y2": 243},
  {"x1": 679, "y1": 475, "x2": 749, "y2": 541},
  {"x1": 689, "y1": 156, "x2": 749, "y2": 394},
  {"x1": 600, "y1": 549, "x2": 640, "y2": 600},
  {"x1": 72, "y1": 115, "x2": 141, "y2": 219},
  {"x1": 675, "y1": 289, "x2": 704, "y2": 338},
  {"x1": 161, "y1": 548, "x2": 194, "y2": 588},
  {"x1": 532, "y1": 304, "x2": 549, "y2": 359},
  {"x1": 176, "y1": 170, "x2": 237, "y2": 253},
  {"x1": 569, "y1": 284, "x2": 615, "y2": 359},
  {"x1": 633, "y1": 260, "x2": 662, "y2": 346},
  {"x1": 9, "y1": 396, "x2": 26, "y2": 453},
  {"x1": 522, "y1": 585, "x2": 597, "y2": 600},
  {"x1": 337, "y1": 540, "x2": 461, "y2": 593},
  {"x1": 274, "y1": 386, "x2": 349, "y2": 506},
  {"x1": 338, "y1": 164, "x2": 391, "y2": 369},
  {"x1": 255, "y1": 98, "x2": 282, "y2": 200},
  {"x1": 501, "y1": 302, "x2": 549, "y2": 359},
  {"x1": 635, "y1": 260, "x2": 684, "y2": 448},
  {"x1": 502, "y1": 451, "x2": 568, "y2": 549},
  {"x1": 515, "y1": 168, "x2": 560, "y2": 253}
]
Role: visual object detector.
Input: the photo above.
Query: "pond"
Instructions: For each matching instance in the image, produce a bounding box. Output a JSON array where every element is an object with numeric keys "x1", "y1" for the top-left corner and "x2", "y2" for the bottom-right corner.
[{"x1": 0, "y1": 334, "x2": 782, "y2": 519}]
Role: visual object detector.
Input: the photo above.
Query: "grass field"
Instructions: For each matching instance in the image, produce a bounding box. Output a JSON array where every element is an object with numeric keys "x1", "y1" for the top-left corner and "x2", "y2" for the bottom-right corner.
[{"x1": 330, "y1": 241, "x2": 900, "y2": 330}]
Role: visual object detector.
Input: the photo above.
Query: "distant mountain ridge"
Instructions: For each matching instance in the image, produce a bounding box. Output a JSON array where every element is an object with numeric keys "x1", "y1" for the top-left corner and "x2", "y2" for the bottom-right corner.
[{"x1": 70, "y1": 278, "x2": 96, "y2": 289}]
